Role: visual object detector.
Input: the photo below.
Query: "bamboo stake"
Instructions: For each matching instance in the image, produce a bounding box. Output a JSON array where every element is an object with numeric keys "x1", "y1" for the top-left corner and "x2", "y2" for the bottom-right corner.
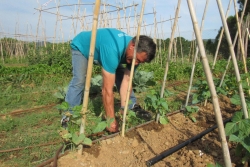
[
  {"x1": 233, "y1": 2, "x2": 247, "y2": 60},
  {"x1": 187, "y1": 1, "x2": 232, "y2": 166},
  {"x1": 0, "y1": 24, "x2": 5, "y2": 64},
  {"x1": 169, "y1": 15, "x2": 174, "y2": 62},
  {"x1": 74, "y1": 0, "x2": 81, "y2": 35},
  {"x1": 133, "y1": 2, "x2": 138, "y2": 36},
  {"x1": 219, "y1": 0, "x2": 247, "y2": 81},
  {"x1": 177, "y1": 23, "x2": 184, "y2": 64},
  {"x1": 0, "y1": 37, "x2": 4, "y2": 64},
  {"x1": 121, "y1": 0, "x2": 146, "y2": 137},
  {"x1": 160, "y1": 18, "x2": 165, "y2": 66},
  {"x1": 233, "y1": 0, "x2": 250, "y2": 95},
  {"x1": 126, "y1": 3, "x2": 132, "y2": 34},
  {"x1": 53, "y1": 2, "x2": 60, "y2": 51},
  {"x1": 35, "y1": 7, "x2": 42, "y2": 50},
  {"x1": 247, "y1": 28, "x2": 250, "y2": 39},
  {"x1": 212, "y1": 0, "x2": 232, "y2": 69},
  {"x1": 188, "y1": 33, "x2": 194, "y2": 62},
  {"x1": 78, "y1": 0, "x2": 101, "y2": 155},
  {"x1": 218, "y1": 0, "x2": 248, "y2": 119},
  {"x1": 243, "y1": 15, "x2": 249, "y2": 57},
  {"x1": 159, "y1": 17, "x2": 164, "y2": 67},
  {"x1": 158, "y1": 0, "x2": 181, "y2": 123},
  {"x1": 153, "y1": 8, "x2": 158, "y2": 63},
  {"x1": 185, "y1": 0, "x2": 210, "y2": 107}
]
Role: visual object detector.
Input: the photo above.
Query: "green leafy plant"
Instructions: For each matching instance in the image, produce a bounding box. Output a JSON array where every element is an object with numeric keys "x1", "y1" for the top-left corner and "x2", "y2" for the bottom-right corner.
[
  {"x1": 116, "y1": 110, "x2": 145, "y2": 129},
  {"x1": 143, "y1": 89, "x2": 170, "y2": 124},
  {"x1": 90, "y1": 75, "x2": 103, "y2": 94},
  {"x1": 133, "y1": 71, "x2": 155, "y2": 93},
  {"x1": 184, "y1": 106, "x2": 199, "y2": 122},
  {"x1": 225, "y1": 111, "x2": 250, "y2": 165},
  {"x1": 230, "y1": 94, "x2": 250, "y2": 115},
  {"x1": 53, "y1": 86, "x2": 68, "y2": 101},
  {"x1": 57, "y1": 102, "x2": 113, "y2": 148},
  {"x1": 192, "y1": 80, "x2": 210, "y2": 104}
]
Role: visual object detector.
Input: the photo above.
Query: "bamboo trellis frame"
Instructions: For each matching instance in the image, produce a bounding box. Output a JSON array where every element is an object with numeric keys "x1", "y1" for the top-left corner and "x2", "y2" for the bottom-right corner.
[
  {"x1": 185, "y1": 0, "x2": 210, "y2": 107},
  {"x1": 158, "y1": 0, "x2": 181, "y2": 123},
  {"x1": 78, "y1": 0, "x2": 101, "y2": 155},
  {"x1": 233, "y1": 0, "x2": 250, "y2": 95},
  {"x1": 211, "y1": 0, "x2": 232, "y2": 70},
  {"x1": 187, "y1": 0, "x2": 232, "y2": 166},
  {"x1": 121, "y1": 0, "x2": 147, "y2": 137},
  {"x1": 217, "y1": 0, "x2": 249, "y2": 119}
]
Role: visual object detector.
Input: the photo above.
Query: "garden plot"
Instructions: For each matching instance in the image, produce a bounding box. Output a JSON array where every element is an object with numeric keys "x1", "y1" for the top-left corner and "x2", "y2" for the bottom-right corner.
[{"x1": 56, "y1": 95, "x2": 242, "y2": 167}]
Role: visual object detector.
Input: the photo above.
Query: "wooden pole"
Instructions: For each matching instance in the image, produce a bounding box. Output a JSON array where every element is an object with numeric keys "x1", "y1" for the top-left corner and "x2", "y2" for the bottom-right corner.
[
  {"x1": 217, "y1": 0, "x2": 248, "y2": 119},
  {"x1": 121, "y1": 0, "x2": 146, "y2": 137},
  {"x1": 160, "y1": 1, "x2": 181, "y2": 98},
  {"x1": 233, "y1": 0, "x2": 250, "y2": 95},
  {"x1": 157, "y1": 0, "x2": 181, "y2": 123},
  {"x1": 78, "y1": 0, "x2": 101, "y2": 155},
  {"x1": 177, "y1": 23, "x2": 184, "y2": 64},
  {"x1": 243, "y1": 15, "x2": 249, "y2": 57},
  {"x1": 187, "y1": 0, "x2": 232, "y2": 166},
  {"x1": 212, "y1": 0, "x2": 232, "y2": 69},
  {"x1": 0, "y1": 38, "x2": 4, "y2": 64},
  {"x1": 185, "y1": 0, "x2": 210, "y2": 107}
]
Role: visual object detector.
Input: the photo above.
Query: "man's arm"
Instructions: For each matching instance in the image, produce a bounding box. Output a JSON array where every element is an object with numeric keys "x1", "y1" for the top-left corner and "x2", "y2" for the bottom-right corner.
[
  {"x1": 102, "y1": 68, "x2": 115, "y2": 118},
  {"x1": 120, "y1": 68, "x2": 132, "y2": 107},
  {"x1": 102, "y1": 68, "x2": 118, "y2": 132}
]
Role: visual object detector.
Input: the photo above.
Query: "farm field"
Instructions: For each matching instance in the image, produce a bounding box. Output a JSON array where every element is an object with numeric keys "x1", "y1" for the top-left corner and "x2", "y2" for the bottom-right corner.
[
  {"x1": 1, "y1": 0, "x2": 250, "y2": 163},
  {"x1": 0, "y1": 13, "x2": 250, "y2": 167},
  {"x1": 0, "y1": 55, "x2": 249, "y2": 167},
  {"x1": 57, "y1": 94, "x2": 242, "y2": 167}
]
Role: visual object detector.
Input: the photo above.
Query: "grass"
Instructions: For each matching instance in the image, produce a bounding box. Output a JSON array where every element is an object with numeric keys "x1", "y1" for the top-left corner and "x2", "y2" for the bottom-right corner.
[
  {"x1": 0, "y1": 108, "x2": 62, "y2": 167},
  {"x1": 0, "y1": 73, "x2": 71, "y2": 113}
]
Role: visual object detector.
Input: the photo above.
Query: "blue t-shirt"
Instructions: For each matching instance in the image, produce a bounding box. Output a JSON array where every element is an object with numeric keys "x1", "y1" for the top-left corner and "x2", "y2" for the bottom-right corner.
[{"x1": 71, "y1": 28, "x2": 133, "y2": 74}]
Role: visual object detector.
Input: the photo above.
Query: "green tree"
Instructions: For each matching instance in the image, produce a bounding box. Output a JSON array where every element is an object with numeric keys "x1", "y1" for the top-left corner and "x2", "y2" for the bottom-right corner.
[
  {"x1": 205, "y1": 39, "x2": 216, "y2": 55},
  {"x1": 237, "y1": 0, "x2": 250, "y2": 16},
  {"x1": 213, "y1": 0, "x2": 249, "y2": 59}
]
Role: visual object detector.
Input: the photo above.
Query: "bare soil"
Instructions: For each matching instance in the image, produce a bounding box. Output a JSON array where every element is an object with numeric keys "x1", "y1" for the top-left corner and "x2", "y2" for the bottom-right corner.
[{"x1": 56, "y1": 95, "x2": 243, "y2": 167}]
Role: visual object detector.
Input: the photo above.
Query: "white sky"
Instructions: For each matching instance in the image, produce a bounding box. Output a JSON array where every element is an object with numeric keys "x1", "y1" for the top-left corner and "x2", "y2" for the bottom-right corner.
[{"x1": 0, "y1": 0, "x2": 237, "y2": 41}]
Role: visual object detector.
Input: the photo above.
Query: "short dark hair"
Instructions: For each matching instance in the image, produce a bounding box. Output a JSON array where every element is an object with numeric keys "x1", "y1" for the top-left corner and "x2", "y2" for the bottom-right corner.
[{"x1": 131, "y1": 35, "x2": 156, "y2": 62}]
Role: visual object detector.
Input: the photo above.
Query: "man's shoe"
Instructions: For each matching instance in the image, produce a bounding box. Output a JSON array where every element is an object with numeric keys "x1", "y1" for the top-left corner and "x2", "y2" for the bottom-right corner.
[
  {"x1": 131, "y1": 104, "x2": 152, "y2": 121},
  {"x1": 61, "y1": 115, "x2": 70, "y2": 129}
]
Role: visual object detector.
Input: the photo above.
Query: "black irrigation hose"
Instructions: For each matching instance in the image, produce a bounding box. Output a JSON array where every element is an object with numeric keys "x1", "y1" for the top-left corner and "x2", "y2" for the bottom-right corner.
[{"x1": 146, "y1": 117, "x2": 232, "y2": 167}]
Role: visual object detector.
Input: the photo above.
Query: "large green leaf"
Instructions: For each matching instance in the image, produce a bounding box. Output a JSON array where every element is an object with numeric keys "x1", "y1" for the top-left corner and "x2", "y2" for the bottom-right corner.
[
  {"x1": 231, "y1": 111, "x2": 243, "y2": 122},
  {"x1": 242, "y1": 137, "x2": 250, "y2": 152},
  {"x1": 159, "y1": 116, "x2": 168, "y2": 125},
  {"x1": 238, "y1": 119, "x2": 250, "y2": 134},
  {"x1": 57, "y1": 102, "x2": 70, "y2": 111},
  {"x1": 83, "y1": 137, "x2": 92, "y2": 146},
  {"x1": 161, "y1": 101, "x2": 169, "y2": 110},
  {"x1": 93, "y1": 121, "x2": 107, "y2": 133},
  {"x1": 230, "y1": 94, "x2": 241, "y2": 105},
  {"x1": 192, "y1": 93, "x2": 200, "y2": 104},
  {"x1": 225, "y1": 122, "x2": 238, "y2": 136},
  {"x1": 72, "y1": 133, "x2": 86, "y2": 145},
  {"x1": 229, "y1": 134, "x2": 241, "y2": 142}
]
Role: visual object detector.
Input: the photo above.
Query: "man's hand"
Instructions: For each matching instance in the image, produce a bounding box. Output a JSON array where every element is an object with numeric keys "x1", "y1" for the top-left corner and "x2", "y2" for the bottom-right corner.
[{"x1": 106, "y1": 119, "x2": 119, "y2": 132}]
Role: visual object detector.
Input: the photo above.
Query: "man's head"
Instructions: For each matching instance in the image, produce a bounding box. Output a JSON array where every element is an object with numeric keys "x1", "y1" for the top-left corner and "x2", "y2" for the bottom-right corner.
[{"x1": 125, "y1": 35, "x2": 156, "y2": 65}]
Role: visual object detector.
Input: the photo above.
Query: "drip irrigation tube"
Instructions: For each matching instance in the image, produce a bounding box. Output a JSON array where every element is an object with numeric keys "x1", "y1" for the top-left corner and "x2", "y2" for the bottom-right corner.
[{"x1": 146, "y1": 117, "x2": 232, "y2": 166}]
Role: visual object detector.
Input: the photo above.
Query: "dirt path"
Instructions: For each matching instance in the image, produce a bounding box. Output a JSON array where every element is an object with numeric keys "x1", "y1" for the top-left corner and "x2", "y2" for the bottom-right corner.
[{"x1": 55, "y1": 95, "x2": 242, "y2": 167}]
